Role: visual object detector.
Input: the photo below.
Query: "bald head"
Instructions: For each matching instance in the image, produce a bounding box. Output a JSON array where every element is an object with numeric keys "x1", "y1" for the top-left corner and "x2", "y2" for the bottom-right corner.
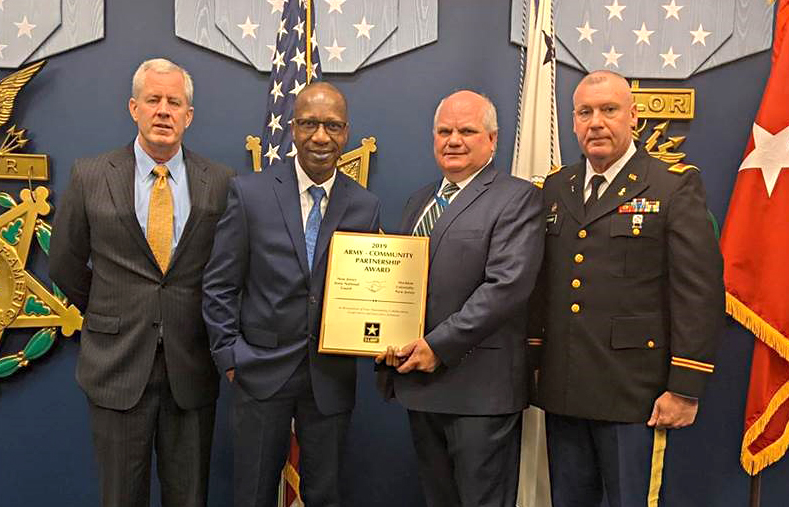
[
  {"x1": 294, "y1": 81, "x2": 347, "y2": 119},
  {"x1": 573, "y1": 70, "x2": 633, "y2": 107},
  {"x1": 572, "y1": 70, "x2": 638, "y2": 172},
  {"x1": 434, "y1": 90, "x2": 498, "y2": 133}
]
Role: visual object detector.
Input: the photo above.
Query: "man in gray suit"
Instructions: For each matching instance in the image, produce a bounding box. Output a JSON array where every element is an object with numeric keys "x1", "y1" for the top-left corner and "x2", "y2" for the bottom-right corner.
[
  {"x1": 49, "y1": 58, "x2": 234, "y2": 507},
  {"x1": 377, "y1": 90, "x2": 544, "y2": 507}
]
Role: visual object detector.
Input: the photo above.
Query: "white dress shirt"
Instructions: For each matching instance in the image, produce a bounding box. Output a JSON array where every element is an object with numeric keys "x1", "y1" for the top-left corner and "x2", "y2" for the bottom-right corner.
[
  {"x1": 294, "y1": 157, "x2": 337, "y2": 231},
  {"x1": 583, "y1": 141, "x2": 637, "y2": 202},
  {"x1": 412, "y1": 159, "x2": 491, "y2": 232}
]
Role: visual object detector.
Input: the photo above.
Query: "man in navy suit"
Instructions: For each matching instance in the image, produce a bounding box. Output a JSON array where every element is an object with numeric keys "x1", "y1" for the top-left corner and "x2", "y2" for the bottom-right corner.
[
  {"x1": 202, "y1": 82, "x2": 380, "y2": 507},
  {"x1": 377, "y1": 90, "x2": 544, "y2": 507}
]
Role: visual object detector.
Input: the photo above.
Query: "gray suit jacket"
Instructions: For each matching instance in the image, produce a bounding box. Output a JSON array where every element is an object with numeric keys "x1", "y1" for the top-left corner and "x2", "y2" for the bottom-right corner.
[
  {"x1": 386, "y1": 164, "x2": 545, "y2": 415},
  {"x1": 49, "y1": 144, "x2": 234, "y2": 411}
]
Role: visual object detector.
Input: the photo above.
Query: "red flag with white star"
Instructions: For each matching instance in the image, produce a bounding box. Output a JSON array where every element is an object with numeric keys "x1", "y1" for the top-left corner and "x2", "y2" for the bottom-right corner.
[{"x1": 720, "y1": 0, "x2": 789, "y2": 476}]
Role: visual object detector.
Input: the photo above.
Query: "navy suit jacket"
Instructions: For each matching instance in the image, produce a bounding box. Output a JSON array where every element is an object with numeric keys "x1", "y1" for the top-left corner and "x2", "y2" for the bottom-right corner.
[
  {"x1": 387, "y1": 164, "x2": 544, "y2": 415},
  {"x1": 202, "y1": 160, "x2": 381, "y2": 415}
]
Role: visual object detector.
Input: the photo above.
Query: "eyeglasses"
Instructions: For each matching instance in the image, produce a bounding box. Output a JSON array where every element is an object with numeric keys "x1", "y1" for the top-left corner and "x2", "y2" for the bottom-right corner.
[{"x1": 293, "y1": 118, "x2": 347, "y2": 135}]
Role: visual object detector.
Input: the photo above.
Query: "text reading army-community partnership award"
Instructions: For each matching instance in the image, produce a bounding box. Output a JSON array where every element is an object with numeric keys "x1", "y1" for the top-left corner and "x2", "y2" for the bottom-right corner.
[{"x1": 319, "y1": 232, "x2": 429, "y2": 356}]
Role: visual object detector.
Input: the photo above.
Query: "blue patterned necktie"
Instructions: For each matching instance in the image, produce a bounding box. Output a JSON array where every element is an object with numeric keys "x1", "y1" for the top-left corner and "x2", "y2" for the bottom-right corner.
[
  {"x1": 413, "y1": 182, "x2": 461, "y2": 237},
  {"x1": 305, "y1": 185, "x2": 326, "y2": 270}
]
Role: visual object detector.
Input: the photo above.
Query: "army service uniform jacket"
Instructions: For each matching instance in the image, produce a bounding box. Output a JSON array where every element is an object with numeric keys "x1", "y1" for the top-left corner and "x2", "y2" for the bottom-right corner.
[{"x1": 530, "y1": 149, "x2": 725, "y2": 423}]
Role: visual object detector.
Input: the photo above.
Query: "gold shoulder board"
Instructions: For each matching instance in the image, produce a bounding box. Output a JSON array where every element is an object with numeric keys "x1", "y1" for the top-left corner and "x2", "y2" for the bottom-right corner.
[{"x1": 667, "y1": 163, "x2": 699, "y2": 174}]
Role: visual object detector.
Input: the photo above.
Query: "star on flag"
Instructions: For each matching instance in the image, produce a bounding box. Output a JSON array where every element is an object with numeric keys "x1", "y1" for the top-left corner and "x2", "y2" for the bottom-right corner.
[
  {"x1": 690, "y1": 24, "x2": 711, "y2": 46},
  {"x1": 325, "y1": 38, "x2": 346, "y2": 61},
  {"x1": 576, "y1": 21, "x2": 597, "y2": 44},
  {"x1": 660, "y1": 46, "x2": 681, "y2": 68},
  {"x1": 605, "y1": 0, "x2": 626, "y2": 21},
  {"x1": 353, "y1": 17, "x2": 375, "y2": 39},
  {"x1": 14, "y1": 16, "x2": 35, "y2": 38},
  {"x1": 738, "y1": 123, "x2": 789, "y2": 198},
  {"x1": 633, "y1": 22, "x2": 654, "y2": 45},
  {"x1": 662, "y1": 0, "x2": 683, "y2": 20},
  {"x1": 602, "y1": 46, "x2": 623, "y2": 68},
  {"x1": 237, "y1": 16, "x2": 259, "y2": 39}
]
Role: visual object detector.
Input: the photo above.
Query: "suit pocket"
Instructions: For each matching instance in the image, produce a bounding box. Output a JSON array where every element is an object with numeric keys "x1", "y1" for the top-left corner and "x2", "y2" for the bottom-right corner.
[
  {"x1": 610, "y1": 315, "x2": 664, "y2": 349},
  {"x1": 609, "y1": 215, "x2": 663, "y2": 277},
  {"x1": 85, "y1": 312, "x2": 120, "y2": 335},
  {"x1": 243, "y1": 325, "x2": 278, "y2": 348}
]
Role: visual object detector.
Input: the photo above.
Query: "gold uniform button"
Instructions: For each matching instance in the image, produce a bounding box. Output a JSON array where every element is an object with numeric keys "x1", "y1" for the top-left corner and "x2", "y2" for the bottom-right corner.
[
  {"x1": 647, "y1": 339, "x2": 655, "y2": 348},
  {"x1": 578, "y1": 229, "x2": 587, "y2": 239},
  {"x1": 632, "y1": 228, "x2": 641, "y2": 236},
  {"x1": 571, "y1": 279, "x2": 581, "y2": 288},
  {"x1": 574, "y1": 253, "x2": 584, "y2": 263},
  {"x1": 571, "y1": 303, "x2": 581, "y2": 313}
]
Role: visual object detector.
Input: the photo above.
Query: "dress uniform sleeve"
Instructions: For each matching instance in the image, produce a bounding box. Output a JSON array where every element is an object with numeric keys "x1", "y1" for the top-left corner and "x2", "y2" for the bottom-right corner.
[
  {"x1": 665, "y1": 169, "x2": 725, "y2": 397},
  {"x1": 426, "y1": 183, "x2": 546, "y2": 368}
]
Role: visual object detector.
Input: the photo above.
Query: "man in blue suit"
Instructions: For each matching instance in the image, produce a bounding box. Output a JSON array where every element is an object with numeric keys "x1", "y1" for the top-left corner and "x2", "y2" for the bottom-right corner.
[
  {"x1": 202, "y1": 82, "x2": 381, "y2": 507},
  {"x1": 377, "y1": 90, "x2": 544, "y2": 507}
]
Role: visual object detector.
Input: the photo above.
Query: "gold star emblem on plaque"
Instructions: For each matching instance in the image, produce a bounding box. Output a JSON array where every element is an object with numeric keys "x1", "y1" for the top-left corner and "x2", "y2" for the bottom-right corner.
[{"x1": 0, "y1": 187, "x2": 82, "y2": 377}]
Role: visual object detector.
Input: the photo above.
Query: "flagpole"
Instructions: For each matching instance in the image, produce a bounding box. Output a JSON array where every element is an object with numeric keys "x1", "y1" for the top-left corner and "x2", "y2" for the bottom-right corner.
[
  {"x1": 749, "y1": 473, "x2": 761, "y2": 507},
  {"x1": 306, "y1": 0, "x2": 313, "y2": 84}
]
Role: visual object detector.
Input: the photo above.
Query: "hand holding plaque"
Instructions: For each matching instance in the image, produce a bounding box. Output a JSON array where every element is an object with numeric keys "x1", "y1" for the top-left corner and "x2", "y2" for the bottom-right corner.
[{"x1": 319, "y1": 232, "x2": 429, "y2": 356}]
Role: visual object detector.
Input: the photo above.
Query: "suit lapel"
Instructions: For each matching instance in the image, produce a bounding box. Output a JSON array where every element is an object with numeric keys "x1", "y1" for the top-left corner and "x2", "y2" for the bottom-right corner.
[
  {"x1": 400, "y1": 185, "x2": 435, "y2": 235},
  {"x1": 582, "y1": 151, "x2": 650, "y2": 226},
  {"x1": 272, "y1": 161, "x2": 311, "y2": 280},
  {"x1": 104, "y1": 146, "x2": 159, "y2": 269},
  {"x1": 168, "y1": 148, "x2": 208, "y2": 271},
  {"x1": 429, "y1": 165, "x2": 495, "y2": 262},
  {"x1": 558, "y1": 162, "x2": 585, "y2": 225},
  {"x1": 312, "y1": 172, "x2": 350, "y2": 276}
]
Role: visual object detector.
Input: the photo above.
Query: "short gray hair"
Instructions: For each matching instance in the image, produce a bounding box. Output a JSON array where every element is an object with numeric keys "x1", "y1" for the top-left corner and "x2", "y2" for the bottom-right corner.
[
  {"x1": 132, "y1": 58, "x2": 194, "y2": 105},
  {"x1": 433, "y1": 91, "x2": 499, "y2": 133}
]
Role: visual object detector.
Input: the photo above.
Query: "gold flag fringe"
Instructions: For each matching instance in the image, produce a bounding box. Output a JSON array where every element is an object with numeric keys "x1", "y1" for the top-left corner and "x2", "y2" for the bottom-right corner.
[
  {"x1": 726, "y1": 292, "x2": 789, "y2": 362},
  {"x1": 727, "y1": 292, "x2": 789, "y2": 475}
]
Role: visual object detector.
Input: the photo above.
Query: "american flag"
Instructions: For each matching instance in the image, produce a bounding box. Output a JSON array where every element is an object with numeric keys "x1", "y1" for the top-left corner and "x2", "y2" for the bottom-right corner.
[{"x1": 262, "y1": 0, "x2": 322, "y2": 168}]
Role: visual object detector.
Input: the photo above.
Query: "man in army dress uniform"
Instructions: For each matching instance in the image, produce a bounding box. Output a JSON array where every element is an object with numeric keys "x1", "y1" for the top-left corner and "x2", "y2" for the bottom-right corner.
[{"x1": 531, "y1": 70, "x2": 725, "y2": 506}]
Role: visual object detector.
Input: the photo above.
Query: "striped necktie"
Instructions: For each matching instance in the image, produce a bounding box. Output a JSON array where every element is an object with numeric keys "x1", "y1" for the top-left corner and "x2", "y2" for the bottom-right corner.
[
  {"x1": 147, "y1": 164, "x2": 173, "y2": 272},
  {"x1": 305, "y1": 185, "x2": 326, "y2": 270},
  {"x1": 413, "y1": 182, "x2": 460, "y2": 237}
]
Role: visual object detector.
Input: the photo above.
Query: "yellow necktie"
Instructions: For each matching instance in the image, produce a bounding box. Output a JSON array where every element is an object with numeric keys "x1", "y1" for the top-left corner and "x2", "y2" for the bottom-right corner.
[{"x1": 147, "y1": 164, "x2": 173, "y2": 272}]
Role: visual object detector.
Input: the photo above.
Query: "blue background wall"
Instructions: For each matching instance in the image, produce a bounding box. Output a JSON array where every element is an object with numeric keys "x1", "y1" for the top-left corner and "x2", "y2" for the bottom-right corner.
[{"x1": 1, "y1": 1, "x2": 786, "y2": 506}]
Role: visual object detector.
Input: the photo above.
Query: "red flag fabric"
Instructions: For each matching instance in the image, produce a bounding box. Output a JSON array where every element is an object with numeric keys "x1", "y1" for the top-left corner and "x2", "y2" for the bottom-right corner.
[
  {"x1": 283, "y1": 431, "x2": 302, "y2": 507},
  {"x1": 720, "y1": 0, "x2": 789, "y2": 476}
]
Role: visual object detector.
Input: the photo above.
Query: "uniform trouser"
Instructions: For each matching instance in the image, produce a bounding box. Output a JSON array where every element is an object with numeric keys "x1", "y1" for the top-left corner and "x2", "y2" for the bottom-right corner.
[
  {"x1": 545, "y1": 413, "x2": 668, "y2": 507},
  {"x1": 407, "y1": 410, "x2": 523, "y2": 507},
  {"x1": 88, "y1": 349, "x2": 216, "y2": 507},
  {"x1": 232, "y1": 357, "x2": 351, "y2": 507}
]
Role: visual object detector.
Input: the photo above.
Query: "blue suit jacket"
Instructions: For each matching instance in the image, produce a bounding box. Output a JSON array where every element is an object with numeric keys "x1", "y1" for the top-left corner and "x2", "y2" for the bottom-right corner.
[
  {"x1": 202, "y1": 160, "x2": 381, "y2": 415},
  {"x1": 389, "y1": 164, "x2": 544, "y2": 415}
]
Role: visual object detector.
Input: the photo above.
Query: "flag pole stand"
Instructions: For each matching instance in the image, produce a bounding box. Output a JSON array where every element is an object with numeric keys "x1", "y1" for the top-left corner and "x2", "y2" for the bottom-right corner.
[{"x1": 749, "y1": 473, "x2": 761, "y2": 507}]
